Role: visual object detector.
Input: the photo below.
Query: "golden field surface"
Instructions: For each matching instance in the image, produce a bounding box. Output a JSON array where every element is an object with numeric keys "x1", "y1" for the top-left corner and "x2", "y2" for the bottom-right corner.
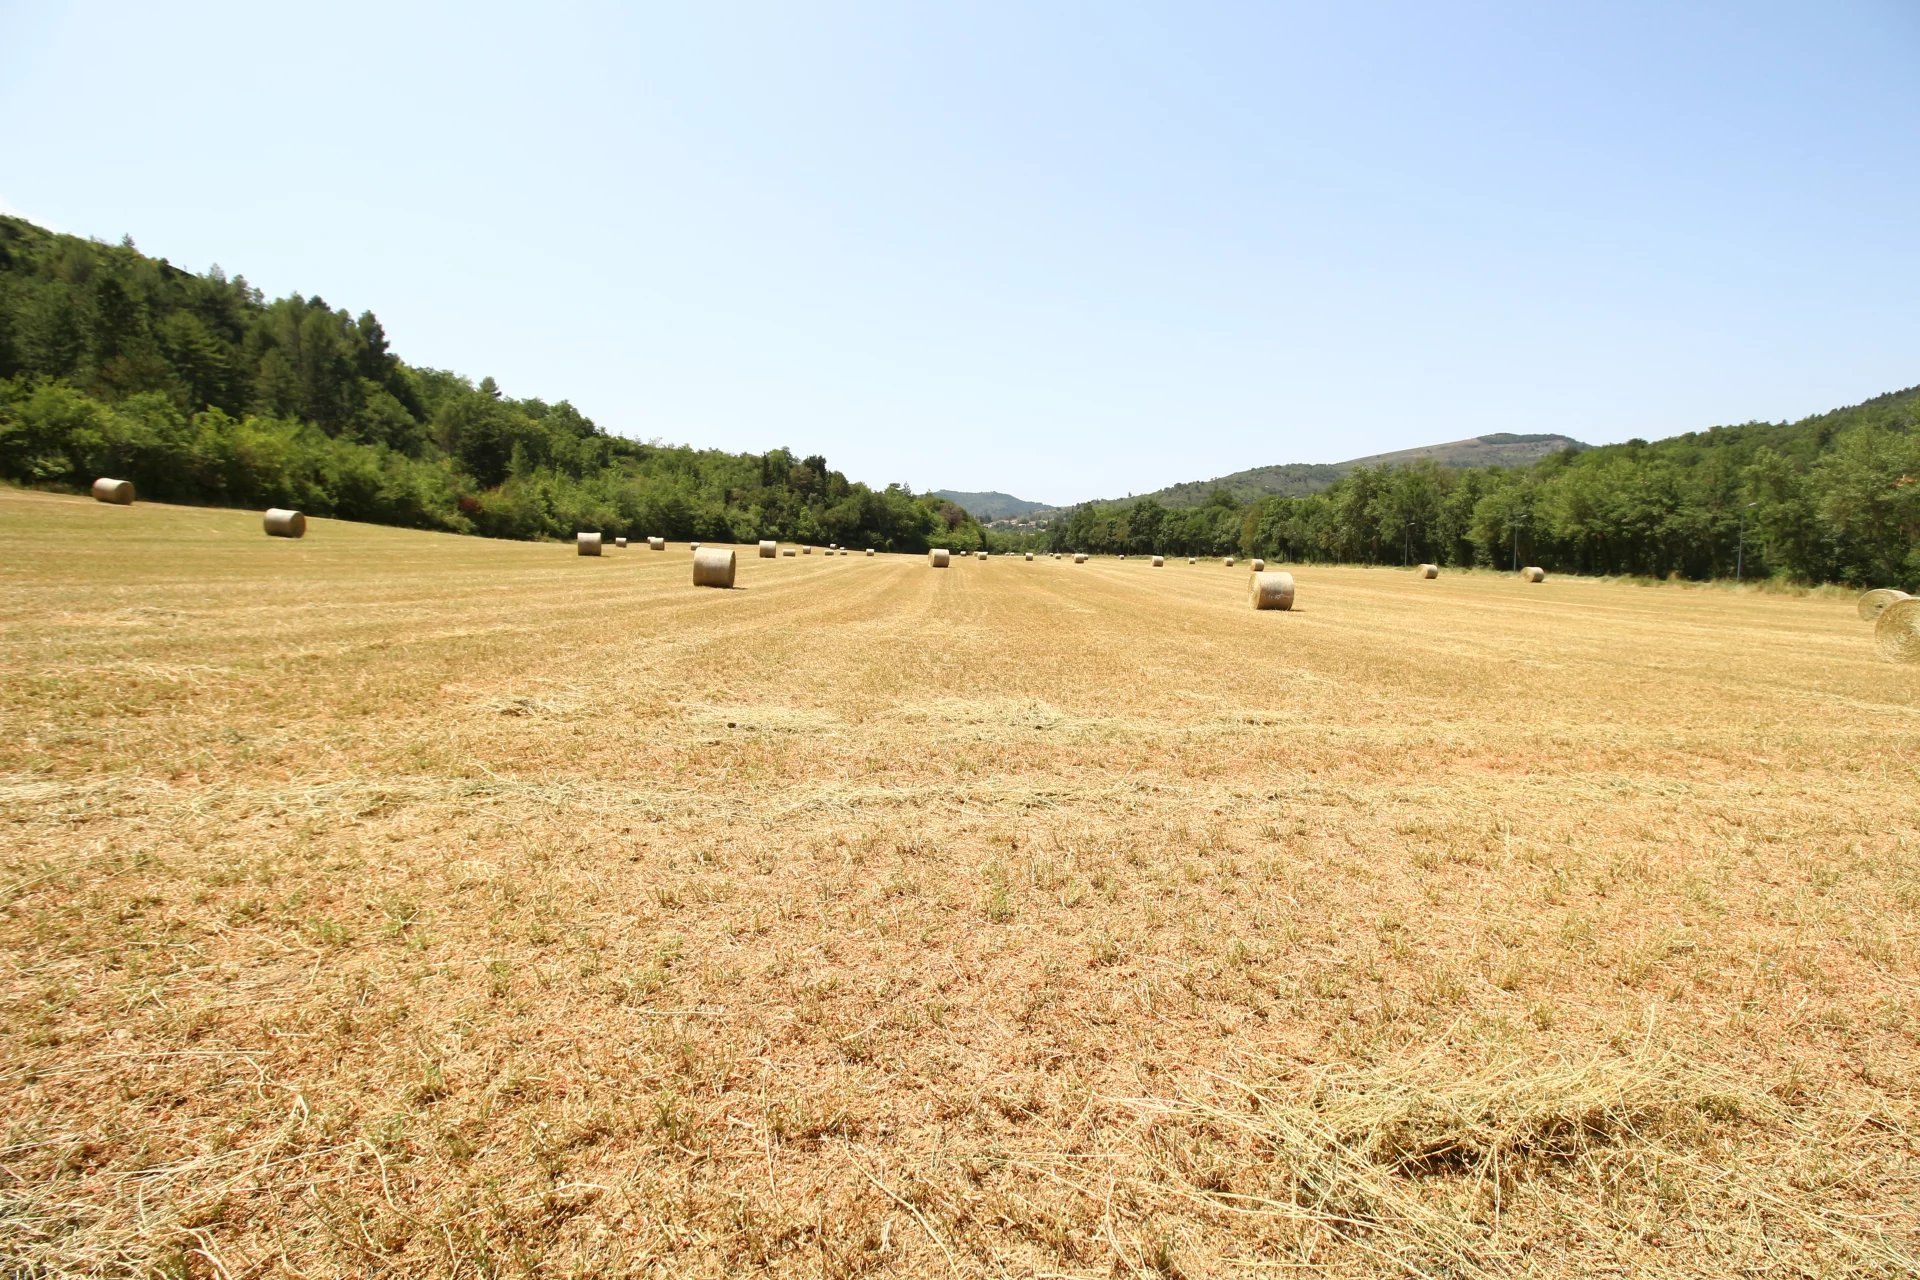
[{"x1": 2, "y1": 485, "x2": 1917, "y2": 1279}]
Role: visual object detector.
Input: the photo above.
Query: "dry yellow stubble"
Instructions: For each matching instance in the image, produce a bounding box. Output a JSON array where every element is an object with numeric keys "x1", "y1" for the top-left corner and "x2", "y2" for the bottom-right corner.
[{"x1": 1, "y1": 487, "x2": 1916, "y2": 1279}]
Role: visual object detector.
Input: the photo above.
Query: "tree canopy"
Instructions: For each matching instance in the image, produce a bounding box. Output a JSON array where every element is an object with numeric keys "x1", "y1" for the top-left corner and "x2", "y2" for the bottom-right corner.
[
  {"x1": 1045, "y1": 389, "x2": 1918, "y2": 587},
  {"x1": 0, "y1": 216, "x2": 982, "y2": 551}
]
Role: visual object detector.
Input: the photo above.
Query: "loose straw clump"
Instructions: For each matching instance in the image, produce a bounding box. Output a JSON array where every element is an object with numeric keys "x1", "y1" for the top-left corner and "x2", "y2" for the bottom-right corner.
[
  {"x1": 1419, "y1": 563, "x2": 1439, "y2": 579},
  {"x1": 1876, "y1": 598, "x2": 1920, "y2": 663},
  {"x1": 91, "y1": 478, "x2": 135, "y2": 505},
  {"x1": 930, "y1": 548, "x2": 951, "y2": 567},
  {"x1": 1857, "y1": 588, "x2": 1911, "y2": 622},
  {"x1": 1521, "y1": 566, "x2": 1546, "y2": 583},
  {"x1": 1250, "y1": 570, "x2": 1296, "y2": 611},
  {"x1": 265, "y1": 509, "x2": 307, "y2": 539},
  {"x1": 692, "y1": 546, "x2": 735, "y2": 588}
]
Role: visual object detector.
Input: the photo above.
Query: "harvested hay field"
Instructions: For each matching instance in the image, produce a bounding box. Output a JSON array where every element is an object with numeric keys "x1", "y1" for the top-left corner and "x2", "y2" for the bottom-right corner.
[{"x1": 2, "y1": 487, "x2": 1917, "y2": 1279}]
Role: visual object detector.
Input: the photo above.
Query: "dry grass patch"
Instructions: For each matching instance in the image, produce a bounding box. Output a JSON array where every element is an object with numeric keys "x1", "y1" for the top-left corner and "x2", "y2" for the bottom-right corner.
[{"x1": 1, "y1": 488, "x2": 1917, "y2": 1277}]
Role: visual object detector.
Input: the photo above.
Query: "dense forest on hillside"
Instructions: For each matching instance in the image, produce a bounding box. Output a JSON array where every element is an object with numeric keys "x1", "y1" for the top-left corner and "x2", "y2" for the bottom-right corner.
[
  {"x1": 1134, "y1": 432, "x2": 1588, "y2": 506},
  {"x1": 0, "y1": 217, "x2": 983, "y2": 550},
  {"x1": 1046, "y1": 389, "x2": 1919, "y2": 586}
]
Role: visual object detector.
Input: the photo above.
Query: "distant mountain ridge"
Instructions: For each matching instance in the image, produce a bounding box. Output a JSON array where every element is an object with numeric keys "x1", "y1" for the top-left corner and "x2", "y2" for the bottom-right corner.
[
  {"x1": 930, "y1": 490, "x2": 1056, "y2": 521},
  {"x1": 1131, "y1": 432, "x2": 1588, "y2": 507}
]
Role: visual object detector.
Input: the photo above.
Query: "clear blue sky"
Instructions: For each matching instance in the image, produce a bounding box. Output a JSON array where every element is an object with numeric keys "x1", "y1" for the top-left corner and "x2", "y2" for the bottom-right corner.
[{"x1": 4, "y1": 2, "x2": 1916, "y2": 505}]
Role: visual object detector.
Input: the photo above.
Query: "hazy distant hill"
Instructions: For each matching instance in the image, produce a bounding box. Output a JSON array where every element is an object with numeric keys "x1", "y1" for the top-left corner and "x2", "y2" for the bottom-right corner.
[
  {"x1": 931, "y1": 490, "x2": 1056, "y2": 521},
  {"x1": 1134, "y1": 433, "x2": 1587, "y2": 507}
]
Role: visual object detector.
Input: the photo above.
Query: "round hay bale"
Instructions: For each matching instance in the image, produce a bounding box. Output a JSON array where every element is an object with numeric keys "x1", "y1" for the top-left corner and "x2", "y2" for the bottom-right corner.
[
  {"x1": 265, "y1": 509, "x2": 307, "y2": 539},
  {"x1": 929, "y1": 547, "x2": 951, "y2": 567},
  {"x1": 1251, "y1": 558, "x2": 1266, "y2": 572},
  {"x1": 690, "y1": 541, "x2": 702, "y2": 552},
  {"x1": 1521, "y1": 566, "x2": 1545, "y2": 583},
  {"x1": 1225, "y1": 557, "x2": 1236, "y2": 567},
  {"x1": 1857, "y1": 588, "x2": 1911, "y2": 622},
  {"x1": 692, "y1": 546, "x2": 735, "y2": 588},
  {"x1": 976, "y1": 550, "x2": 987, "y2": 560},
  {"x1": 575, "y1": 531, "x2": 602, "y2": 555},
  {"x1": 1419, "y1": 563, "x2": 1439, "y2": 579},
  {"x1": 1074, "y1": 553, "x2": 1087, "y2": 563},
  {"x1": 1187, "y1": 557, "x2": 1196, "y2": 564},
  {"x1": 91, "y1": 477, "x2": 135, "y2": 505},
  {"x1": 802, "y1": 546, "x2": 812, "y2": 554},
  {"x1": 1151, "y1": 555, "x2": 1164, "y2": 567},
  {"x1": 782, "y1": 547, "x2": 796, "y2": 557},
  {"x1": 614, "y1": 536, "x2": 628, "y2": 548},
  {"x1": 1249, "y1": 570, "x2": 1296, "y2": 611},
  {"x1": 758, "y1": 539, "x2": 778, "y2": 558},
  {"x1": 1119, "y1": 554, "x2": 1127, "y2": 560},
  {"x1": 648, "y1": 536, "x2": 665, "y2": 550},
  {"x1": 867, "y1": 548, "x2": 875, "y2": 556},
  {"x1": 1025, "y1": 552, "x2": 1034, "y2": 561},
  {"x1": 1875, "y1": 597, "x2": 1920, "y2": 663}
]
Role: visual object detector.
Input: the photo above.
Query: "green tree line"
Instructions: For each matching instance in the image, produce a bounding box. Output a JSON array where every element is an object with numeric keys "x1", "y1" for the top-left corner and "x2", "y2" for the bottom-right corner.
[
  {"x1": 0, "y1": 216, "x2": 982, "y2": 551},
  {"x1": 1049, "y1": 389, "x2": 1919, "y2": 587}
]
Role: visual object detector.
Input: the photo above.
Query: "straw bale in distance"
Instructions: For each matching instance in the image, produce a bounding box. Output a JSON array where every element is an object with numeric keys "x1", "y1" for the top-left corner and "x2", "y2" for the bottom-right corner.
[
  {"x1": 1419, "y1": 563, "x2": 1440, "y2": 578},
  {"x1": 866, "y1": 548, "x2": 874, "y2": 556},
  {"x1": 1250, "y1": 570, "x2": 1296, "y2": 610},
  {"x1": 1875, "y1": 597, "x2": 1920, "y2": 663},
  {"x1": 575, "y1": 531, "x2": 601, "y2": 556},
  {"x1": 1252, "y1": 558, "x2": 1266, "y2": 572},
  {"x1": 1074, "y1": 553, "x2": 1087, "y2": 563},
  {"x1": 648, "y1": 536, "x2": 665, "y2": 550},
  {"x1": 758, "y1": 540, "x2": 777, "y2": 558},
  {"x1": 91, "y1": 478, "x2": 135, "y2": 505},
  {"x1": 976, "y1": 550, "x2": 987, "y2": 560},
  {"x1": 1225, "y1": 557, "x2": 1236, "y2": 567},
  {"x1": 781, "y1": 547, "x2": 796, "y2": 557},
  {"x1": 929, "y1": 548, "x2": 951, "y2": 567},
  {"x1": 1857, "y1": 588, "x2": 1911, "y2": 622},
  {"x1": 613, "y1": 537, "x2": 627, "y2": 548},
  {"x1": 264, "y1": 509, "x2": 307, "y2": 539},
  {"x1": 692, "y1": 546, "x2": 735, "y2": 588},
  {"x1": 1152, "y1": 555, "x2": 1164, "y2": 567},
  {"x1": 1522, "y1": 566, "x2": 1546, "y2": 583},
  {"x1": 1025, "y1": 552, "x2": 1034, "y2": 561}
]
